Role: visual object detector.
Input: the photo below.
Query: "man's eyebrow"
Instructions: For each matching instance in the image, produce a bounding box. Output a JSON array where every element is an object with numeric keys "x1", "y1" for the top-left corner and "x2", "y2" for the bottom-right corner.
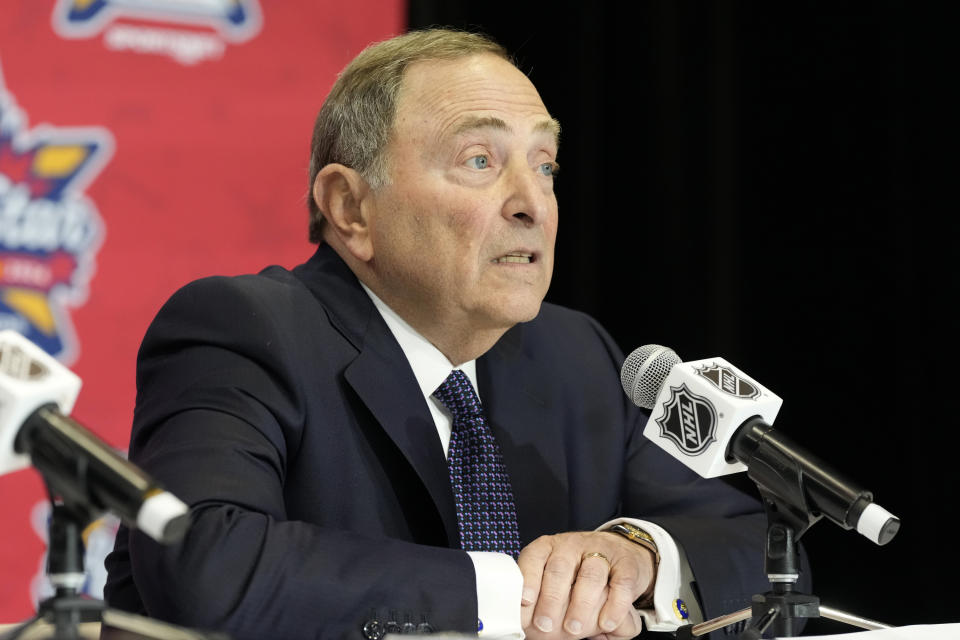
[
  {"x1": 534, "y1": 118, "x2": 562, "y2": 145},
  {"x1": 452, "y1": 116, "x2": 510, "y2": 136},
  {"x1": 451, "y1": 116, "x2": 562, "y2": 146}
]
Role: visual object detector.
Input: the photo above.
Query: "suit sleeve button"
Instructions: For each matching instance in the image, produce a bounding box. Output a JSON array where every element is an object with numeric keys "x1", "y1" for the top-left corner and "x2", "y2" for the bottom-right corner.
[
  {"x1": 416, "y1": 621, "x2": 434, "y2": 634},
  {"x1": 362, "y1": 619, "x2": 384, "y2": 640}
]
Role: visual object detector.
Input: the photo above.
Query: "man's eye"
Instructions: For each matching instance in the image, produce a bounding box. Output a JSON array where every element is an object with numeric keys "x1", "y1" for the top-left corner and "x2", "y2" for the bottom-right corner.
[
  {"x1": 539, "y1": 162, "x2": 560, "y2": 178},
  {"x1": 465, "y1": 155, "x2": 489, "y2": 170}
]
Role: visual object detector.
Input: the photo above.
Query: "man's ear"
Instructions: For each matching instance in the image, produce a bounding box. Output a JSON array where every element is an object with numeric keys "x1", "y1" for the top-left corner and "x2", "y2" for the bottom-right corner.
[{"x1": 312, "y1": 164, "x2": 374, "y2": 262}]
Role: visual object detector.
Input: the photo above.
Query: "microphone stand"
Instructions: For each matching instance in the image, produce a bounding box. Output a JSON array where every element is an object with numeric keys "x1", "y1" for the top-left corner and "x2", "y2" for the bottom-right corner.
[
  {"x1": 0, "y1": 478, "x2": 228, "y2": 640},
  {"x1": 674, "y1": 491, "x2": 892, "y2": 639}
]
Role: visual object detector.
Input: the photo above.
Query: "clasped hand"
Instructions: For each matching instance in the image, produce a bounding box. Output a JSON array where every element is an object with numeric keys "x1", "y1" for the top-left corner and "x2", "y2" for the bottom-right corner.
[{"x1": 518, "y1": 531, "x2": 656, "y2": 639}]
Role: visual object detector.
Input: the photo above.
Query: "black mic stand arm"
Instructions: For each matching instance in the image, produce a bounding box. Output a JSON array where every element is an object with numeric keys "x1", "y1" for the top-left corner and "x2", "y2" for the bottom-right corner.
[
  {"x1": 676, "y1": 418, "x2": 898, "y2": 639},
  {"x1": 675, "y1": 498, "x2": 892, "y2": 639},
  {"x1": 0, "y1": 467, "x2": 228, "y2": 640}
]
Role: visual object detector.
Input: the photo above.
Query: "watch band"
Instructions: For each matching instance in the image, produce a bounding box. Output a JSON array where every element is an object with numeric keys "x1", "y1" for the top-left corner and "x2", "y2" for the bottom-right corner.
[
  {"x1": 608, "y1": 523, "x2": 660, "y2": 564},
  {"x1": 607, "y1": 523, "x2": 660, "y2": 609}
]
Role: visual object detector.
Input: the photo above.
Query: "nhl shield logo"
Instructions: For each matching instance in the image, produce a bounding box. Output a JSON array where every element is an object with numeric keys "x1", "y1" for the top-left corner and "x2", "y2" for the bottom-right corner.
[
  {"x1": 695, "y1": 363, "x2": 760, "y2": 399},
  {"x1": 654, "y1": 384, "x2": 717, "y2": 455}
]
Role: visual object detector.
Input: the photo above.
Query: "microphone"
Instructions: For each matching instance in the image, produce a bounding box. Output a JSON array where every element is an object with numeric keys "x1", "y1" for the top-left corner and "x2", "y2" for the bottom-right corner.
[
  {"x1": 0, "y1": 330, "x2": 189, "y2": 544},
  {"x1": 621, "y1": 344, "x2": 899, "y2": 546}
]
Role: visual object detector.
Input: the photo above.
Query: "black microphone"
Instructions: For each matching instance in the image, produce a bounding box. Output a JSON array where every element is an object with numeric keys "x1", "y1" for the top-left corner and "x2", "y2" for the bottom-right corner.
[
  {"x1": 620, "y1": 344, "x2": 899, "y2": 545},
  {"x1": 0, "y1": 330, "x2": 189, "y2": 544}
]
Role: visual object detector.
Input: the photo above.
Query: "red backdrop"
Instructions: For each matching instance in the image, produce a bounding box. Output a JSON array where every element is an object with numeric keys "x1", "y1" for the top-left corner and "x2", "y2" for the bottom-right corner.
[{"x1": 0, "y1": 0, "x2": 404, "y2": 621}]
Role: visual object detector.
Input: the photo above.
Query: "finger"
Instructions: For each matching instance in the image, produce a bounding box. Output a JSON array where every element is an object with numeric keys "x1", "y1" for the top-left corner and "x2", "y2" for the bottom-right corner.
[
  {"x1": 597, "y1": 556, "x2": 643, "y2": 633},
  {"x1": 520, "y1": 599, "x2": 534, "y2": 631},
  {"x1": 518, "y1": 537, "x2": 554, "y2": 628},
  {"x1": 605, "y1": 607, "x2": 644, "y2": 640},
  {"x1": 562, "y1": 553, "x2": 610, "y2": 636},
  {"x1": 530, "y1": 547, "x2": 578, "y2": 634},
  {"x1": 584, "y1": 585, "x2": 619, "y2": 639},
  {"x1": 521, "y1": 627, "x2": 551, "y2": 640}
]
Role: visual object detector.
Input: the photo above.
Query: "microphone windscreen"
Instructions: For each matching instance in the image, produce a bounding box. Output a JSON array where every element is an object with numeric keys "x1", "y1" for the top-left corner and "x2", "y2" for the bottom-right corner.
[{"x1": 620, "y1": 344, "x2": 681, "y2": 409}]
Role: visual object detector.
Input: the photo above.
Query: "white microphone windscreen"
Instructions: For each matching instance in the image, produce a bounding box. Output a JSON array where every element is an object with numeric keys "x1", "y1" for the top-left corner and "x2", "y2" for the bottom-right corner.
[{"x1": 620, "y1": 344, "x2": 681, "y2": 409}]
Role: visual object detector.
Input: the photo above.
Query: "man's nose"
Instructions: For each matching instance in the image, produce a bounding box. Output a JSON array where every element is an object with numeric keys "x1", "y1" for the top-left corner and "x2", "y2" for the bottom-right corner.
[{"x1": 501, "y1": 164, "x2": 555, "y2": 226}]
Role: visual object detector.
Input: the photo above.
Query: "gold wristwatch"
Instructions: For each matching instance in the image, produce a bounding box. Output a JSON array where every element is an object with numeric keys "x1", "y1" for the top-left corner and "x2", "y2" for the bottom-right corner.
[{"x1": 607, "y1": 523, "x2": 659, "y2": 608}]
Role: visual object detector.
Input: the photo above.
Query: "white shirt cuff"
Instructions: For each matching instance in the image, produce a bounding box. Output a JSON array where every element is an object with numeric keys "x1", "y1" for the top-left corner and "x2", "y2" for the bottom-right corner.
[
  {"x1": 596, "y1": 517, "x2": 700, "y2": 632},
  {"x1": 468, "y1": 551, "x2": 524, "y2": 638}
]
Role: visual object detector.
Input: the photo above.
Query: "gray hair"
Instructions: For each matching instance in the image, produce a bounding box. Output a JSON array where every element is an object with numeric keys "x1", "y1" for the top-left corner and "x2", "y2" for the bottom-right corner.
[{"x1": 306, "y1": 28, "x2": 510, "y2": 243}]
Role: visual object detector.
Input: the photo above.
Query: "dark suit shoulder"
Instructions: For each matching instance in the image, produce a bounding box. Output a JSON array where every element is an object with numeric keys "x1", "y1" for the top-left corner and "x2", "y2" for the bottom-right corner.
[
  {"x1": 131, "y1": 264, "x2": 354, "y2": 458},
  {"x1": 151, "y1": 265, "x2": 319, "y2": 334},
  {"x1": 139, "y1": 263, "x2": 345, "y2": 368}
]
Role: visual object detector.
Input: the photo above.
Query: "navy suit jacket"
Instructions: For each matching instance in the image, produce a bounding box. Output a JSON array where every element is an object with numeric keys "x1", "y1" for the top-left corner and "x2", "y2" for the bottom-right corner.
[{"x1": 104, "y1": 244, "x2": 781, "y2": 639}]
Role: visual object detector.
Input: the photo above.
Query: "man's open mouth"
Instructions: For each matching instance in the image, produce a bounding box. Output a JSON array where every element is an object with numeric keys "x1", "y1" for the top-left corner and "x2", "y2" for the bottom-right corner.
[{"x1": 492, "y1": 253, "x2": 534, "y2": 264}]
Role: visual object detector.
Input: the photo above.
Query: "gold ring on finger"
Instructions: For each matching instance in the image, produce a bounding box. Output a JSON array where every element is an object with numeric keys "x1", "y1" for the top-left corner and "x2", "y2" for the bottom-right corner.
[{"x1": 583, "y1": 551, "x2": 611, "y2": 567}]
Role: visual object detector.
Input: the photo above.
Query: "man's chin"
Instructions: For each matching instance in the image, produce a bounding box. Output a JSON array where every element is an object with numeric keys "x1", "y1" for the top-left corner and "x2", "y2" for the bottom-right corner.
[
  {"x1": 489, "y1": 298, "x2": 545, "y2": 328},
  {"x1": 514, "y1": 302, "x2": 544, "y2": 324},
  {"x1": 465, "y1": 285, "x2": 550, "y2": 332}
]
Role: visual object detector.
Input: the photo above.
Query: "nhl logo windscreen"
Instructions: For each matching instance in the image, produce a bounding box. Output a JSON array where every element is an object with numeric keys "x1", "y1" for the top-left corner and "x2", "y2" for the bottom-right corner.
[{"x1": 654, "y1": 384, "x2": 718, "y2": 455}]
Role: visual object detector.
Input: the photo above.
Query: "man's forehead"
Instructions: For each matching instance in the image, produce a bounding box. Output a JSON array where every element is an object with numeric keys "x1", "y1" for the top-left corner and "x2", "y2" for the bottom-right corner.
[
  {"x1": 396, "y1": 55, "x2": 559, "y2": 146},
  {"x1": 401, "y1": 54, "x2": 545, "y2": 108}
]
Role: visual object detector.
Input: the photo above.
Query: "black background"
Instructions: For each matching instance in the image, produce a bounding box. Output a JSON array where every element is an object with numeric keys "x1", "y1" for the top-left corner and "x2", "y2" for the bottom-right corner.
[{"x1": 411, "y1": 1, "x2": 955, "y2": 634}]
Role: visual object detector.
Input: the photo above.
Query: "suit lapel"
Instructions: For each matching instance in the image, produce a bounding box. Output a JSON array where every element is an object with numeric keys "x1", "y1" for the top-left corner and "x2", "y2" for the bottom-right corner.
[
  {"x1": 342, "y1": 327, "x2": 460, "y2": 547},
  {"x1": 479, "y1": 324, "x2": 571, "y2": 544},
  {"x1": 293, "y1": 246, "x2": 459, "y2": 546}
]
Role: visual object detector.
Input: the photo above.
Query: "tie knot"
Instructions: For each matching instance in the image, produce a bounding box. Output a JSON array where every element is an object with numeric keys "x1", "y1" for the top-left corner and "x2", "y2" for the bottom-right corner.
[{"x1": 433, "y1": 369, "x2": 482, "y2": 419}]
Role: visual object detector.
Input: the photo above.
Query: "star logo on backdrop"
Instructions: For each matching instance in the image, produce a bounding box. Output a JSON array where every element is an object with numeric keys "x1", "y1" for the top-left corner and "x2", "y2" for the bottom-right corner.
[{"x1": 0, "y1": 62, "x2": 113, "y2": 363}]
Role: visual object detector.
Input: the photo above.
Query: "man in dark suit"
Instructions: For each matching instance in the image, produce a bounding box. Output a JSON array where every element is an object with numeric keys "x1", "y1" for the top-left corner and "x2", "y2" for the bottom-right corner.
[{"x1": 104, "y1": 29, "x2": 788, "y2": 639}]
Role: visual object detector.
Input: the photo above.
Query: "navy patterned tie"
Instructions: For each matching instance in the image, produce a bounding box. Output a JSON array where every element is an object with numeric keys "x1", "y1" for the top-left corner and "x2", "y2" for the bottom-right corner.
[{"x1": 433, "y1": 369, "x2": 521, "y2": 559}]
